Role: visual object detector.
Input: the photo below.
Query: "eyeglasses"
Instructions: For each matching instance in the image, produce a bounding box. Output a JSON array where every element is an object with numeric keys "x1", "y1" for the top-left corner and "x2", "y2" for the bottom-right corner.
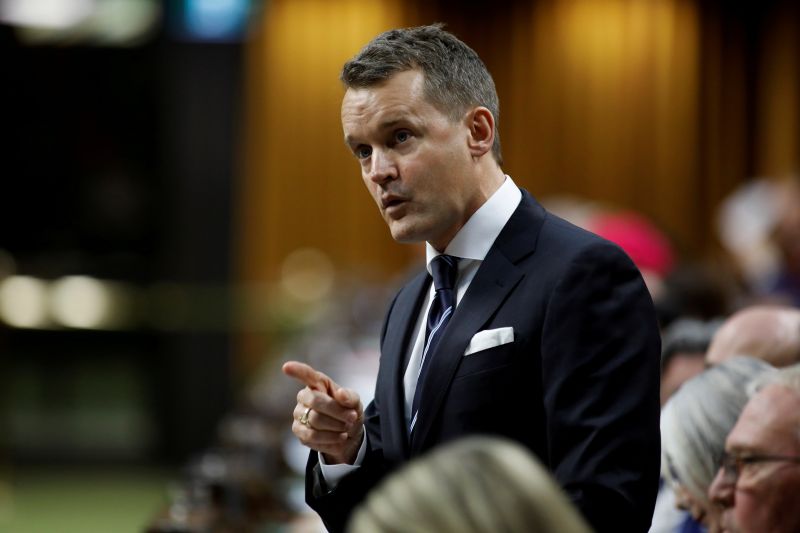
[{"x1": 720, "y1": 451, "x2": 800, "y2": 484}]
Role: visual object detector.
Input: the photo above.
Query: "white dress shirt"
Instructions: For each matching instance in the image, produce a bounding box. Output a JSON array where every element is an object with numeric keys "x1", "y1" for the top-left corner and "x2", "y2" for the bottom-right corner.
[{"x1": 320, "y1": 176, "x2": 522, "y2": 486}]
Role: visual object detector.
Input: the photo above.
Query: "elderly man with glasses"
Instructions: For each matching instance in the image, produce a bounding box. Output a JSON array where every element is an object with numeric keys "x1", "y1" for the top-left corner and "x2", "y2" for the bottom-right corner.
[{"x1": 708, "y1": 363, "x2": 800, "y2": 533}]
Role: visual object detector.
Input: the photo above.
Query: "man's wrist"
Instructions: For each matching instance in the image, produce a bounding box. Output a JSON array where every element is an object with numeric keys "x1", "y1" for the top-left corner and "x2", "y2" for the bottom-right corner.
[
  {"x1": 318, "y1": 431, "x2": 368, "y2": 490},
  {"x1": 321, "y1": 427, "x2": 366, "y2": 465}
]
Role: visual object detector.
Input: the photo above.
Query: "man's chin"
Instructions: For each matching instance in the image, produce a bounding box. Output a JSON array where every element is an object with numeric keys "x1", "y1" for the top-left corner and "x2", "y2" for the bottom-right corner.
[
  {"x1": 718, "y1": 511, "x2": 737, "y2": 533},
  {"x1": 392, "y1": 234, "x2": 424, "y2": 244},
  {"x1": 387, "y1": 223, "x2": 425, "y2": 245}
]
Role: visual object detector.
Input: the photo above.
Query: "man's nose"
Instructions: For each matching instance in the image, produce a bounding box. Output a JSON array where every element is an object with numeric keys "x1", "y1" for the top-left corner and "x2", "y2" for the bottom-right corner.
[
  {"x1": 708, "y1": 467, "x2": 735, "y2": 509},
  {"x1": 366, "y1": 150, "x2": 397, "y2": 184}
]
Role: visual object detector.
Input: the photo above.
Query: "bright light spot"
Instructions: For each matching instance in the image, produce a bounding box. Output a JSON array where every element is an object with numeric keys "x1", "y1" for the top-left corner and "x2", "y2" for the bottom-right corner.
[
  {"x1": 185, "y1": 0, "x2": 249, "y2": 40},
  {"x1": 93, "y1": 0, "x2": 160, "y2": 45},
  {"x1": 280, "y1": 248, "x2": 335, "y2": 303},
  {"x1": 0, "y1": 0, "x2": 95, "y2": 29},
  {"x1": 7, "y1": 0, "x2": 161, "y2": 46},
  {"x1": 0, "y1": 276, "x2": 50, "y2": 328},
  {"x1": 50, "y1": 276, "x2": 113, "y2": 329}
]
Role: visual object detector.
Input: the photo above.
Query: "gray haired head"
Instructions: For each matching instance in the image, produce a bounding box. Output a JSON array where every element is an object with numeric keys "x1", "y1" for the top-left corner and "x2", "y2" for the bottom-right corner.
[
  {"x1": 341, "y1": 23, "x2": 503, "y2": 165},
  {"x1": 347, "y1": 436, "x2": 591, "y2": 533},
  {"x1": 661, "y1": 356, "x2": 776, "y2": 504}
]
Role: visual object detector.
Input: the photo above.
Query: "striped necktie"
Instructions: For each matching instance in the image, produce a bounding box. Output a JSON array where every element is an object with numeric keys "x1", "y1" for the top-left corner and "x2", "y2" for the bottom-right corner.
[{"x1": 410, "y1": 254, "x2": 459, "y2": 434}]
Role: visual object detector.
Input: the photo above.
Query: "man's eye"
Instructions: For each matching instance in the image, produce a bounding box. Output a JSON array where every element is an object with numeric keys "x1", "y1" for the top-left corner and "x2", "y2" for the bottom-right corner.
[
  {"x1": 356, "y1": 146, "x2": 372, "y2": 159},
  {"x1": 395, "y1": 130, "x2": 410, "y2": 143}
]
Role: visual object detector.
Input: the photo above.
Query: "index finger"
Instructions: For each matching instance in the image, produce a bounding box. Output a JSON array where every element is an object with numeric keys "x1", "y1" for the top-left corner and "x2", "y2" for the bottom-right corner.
[{"x1": 282, "y1": 361, "x2": 336, "y2": 394}]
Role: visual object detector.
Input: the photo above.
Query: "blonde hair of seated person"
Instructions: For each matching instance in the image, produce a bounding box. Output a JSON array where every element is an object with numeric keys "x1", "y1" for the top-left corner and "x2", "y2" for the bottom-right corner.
[{"x1": 347, "y1": 436, "x2": 593, "y2": 533}]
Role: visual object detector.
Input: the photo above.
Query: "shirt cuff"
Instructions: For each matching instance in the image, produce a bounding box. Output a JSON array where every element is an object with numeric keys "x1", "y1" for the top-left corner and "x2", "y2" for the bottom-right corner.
[{"x1": 318, "y1": 432, "x2": 367, "y2": 490}]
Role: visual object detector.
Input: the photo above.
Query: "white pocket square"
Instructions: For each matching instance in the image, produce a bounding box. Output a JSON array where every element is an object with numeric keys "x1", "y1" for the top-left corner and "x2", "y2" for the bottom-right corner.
[{"x1": 464, "y1": 327, "x2": 514, "y2": 356}]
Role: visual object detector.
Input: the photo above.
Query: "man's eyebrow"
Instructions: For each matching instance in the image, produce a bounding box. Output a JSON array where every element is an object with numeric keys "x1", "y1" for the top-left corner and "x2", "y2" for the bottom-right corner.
[
  {"x1": 378, "y1": 119, "x2": 404, "y2": 129},
  {"x1": 727, "y1": 443, "x2": 765, "y2": 455}
]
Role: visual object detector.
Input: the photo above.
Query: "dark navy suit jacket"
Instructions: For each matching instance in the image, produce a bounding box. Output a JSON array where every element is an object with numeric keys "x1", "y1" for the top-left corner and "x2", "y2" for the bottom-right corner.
[{"x1": 306, "y1": 191, "x2": 662, "y2": 533}]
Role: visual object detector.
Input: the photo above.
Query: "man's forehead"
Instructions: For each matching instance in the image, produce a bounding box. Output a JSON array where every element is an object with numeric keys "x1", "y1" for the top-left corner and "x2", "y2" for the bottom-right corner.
[
  {"x1": 341, "y1": 87, "x2": 430, "y2": 141},
  {"x1": 341, "y1": 104, "x2": 417, "y2": 144},
  {"x1": 341, "y1": 92, "x2": 415, "y2": 122},
  {"x1": 727, "y1": 384, "x2": 800, "y2": 453}
]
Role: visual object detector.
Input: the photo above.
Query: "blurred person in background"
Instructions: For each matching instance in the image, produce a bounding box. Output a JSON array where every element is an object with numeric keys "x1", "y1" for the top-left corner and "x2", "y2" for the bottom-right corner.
[
  {"x1": 653, "y1": 262, "x2": 737, "y2": 331},
  {"x1": 283, "y1": 24, "x2": 661, "y2": 533},
  {"x1": 705, "y1": 305, "x2": 800, "y2": 368},
  {"x1": 708, "y1": 363, "x2": 800, "y2": 533},
  {"x1": 659, "y1": 357, "x2": 775, "y2": 532},
  {"x1": 766, "y1": 178, "x2": 800, "y2": 306},
  {"x1": 659, "y1": 318, "x2": 721, "y2": 406},
  {"x1": 717, "y1": 177, "x2": 800, "y2": 307},
  {"x1": 650, "y1": 319, "x2": 721, "y2": 533},
  {"x1": 347, "y1": 436, "x2": 593, "y2": 533}
]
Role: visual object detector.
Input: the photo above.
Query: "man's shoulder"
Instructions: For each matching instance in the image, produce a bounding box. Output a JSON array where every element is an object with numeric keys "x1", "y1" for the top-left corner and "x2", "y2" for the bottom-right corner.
[
  {"x1": 541, "y1": 210, "x2": 621, "y2": 253},
  {"x1": 514, "y1": 193, "x2": 628, "y2": 263}
]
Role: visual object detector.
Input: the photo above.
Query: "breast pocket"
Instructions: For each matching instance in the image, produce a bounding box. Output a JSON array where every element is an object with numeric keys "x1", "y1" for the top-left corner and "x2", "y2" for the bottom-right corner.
[
  {"x1": 452, "y1": 342, "x2": 516, "y2": 382},
  {"x1": 445, "y1": 345, "x2": 518, "y2": 433}
]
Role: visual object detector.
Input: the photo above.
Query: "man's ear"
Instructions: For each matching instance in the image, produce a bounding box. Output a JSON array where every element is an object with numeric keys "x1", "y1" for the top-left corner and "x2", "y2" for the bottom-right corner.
[{"x1": 466, "y1": 107, "x2": 495, "y2": 158}]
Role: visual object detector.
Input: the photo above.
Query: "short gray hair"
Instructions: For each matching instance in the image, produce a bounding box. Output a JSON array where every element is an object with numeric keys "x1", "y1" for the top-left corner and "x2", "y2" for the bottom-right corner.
[
  {"x1": 746, "y1": 361, "x2": 800, "y2": 397},
  {"x1": 661, "y1": 356, "x2": 776, "y2": 504},
  {"x1": 341, "y1": 23, "x2": 503, "y2": 165}
]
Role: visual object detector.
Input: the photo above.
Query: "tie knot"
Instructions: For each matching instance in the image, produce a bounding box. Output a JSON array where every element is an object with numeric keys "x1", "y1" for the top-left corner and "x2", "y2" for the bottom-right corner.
[{"x1": 431, "y1": 255, "x2": 459, "y2": 291}]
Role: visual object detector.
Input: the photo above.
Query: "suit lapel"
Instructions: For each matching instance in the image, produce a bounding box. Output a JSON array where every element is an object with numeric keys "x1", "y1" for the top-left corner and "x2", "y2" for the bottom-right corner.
[
  {"x1": 376, "y1": 270, "x2": 429, "y2": 460},
  {"x1": 409, "y1": 190, "x2": 546, "y2": 453}
]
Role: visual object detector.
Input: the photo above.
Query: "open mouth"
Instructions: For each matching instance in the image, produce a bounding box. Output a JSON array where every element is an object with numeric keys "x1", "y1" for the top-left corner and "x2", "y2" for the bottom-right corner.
[
  {"x1": 381, "y1": 195, "x2": 406, "y2": 209},
  {"x1": 381, "y1": 197, "x2": 408, "y2": 220}
]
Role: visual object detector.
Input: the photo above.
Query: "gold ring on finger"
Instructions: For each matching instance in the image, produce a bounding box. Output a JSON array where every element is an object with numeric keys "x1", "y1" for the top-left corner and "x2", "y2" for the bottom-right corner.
[{"x1": 300, "y1": 407, "x2": 312, "y2": 427}]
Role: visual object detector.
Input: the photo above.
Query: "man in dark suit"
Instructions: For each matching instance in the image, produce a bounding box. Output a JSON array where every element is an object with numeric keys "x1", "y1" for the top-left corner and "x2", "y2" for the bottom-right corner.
[{"x1": 283, "y1": 24, "x2": 661, "y2": 533}]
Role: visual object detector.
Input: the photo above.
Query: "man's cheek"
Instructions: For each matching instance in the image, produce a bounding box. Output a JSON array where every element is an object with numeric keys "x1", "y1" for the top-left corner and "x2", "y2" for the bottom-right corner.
[{"x1": 733, "y1": 495, "x2": 759, "y2": 533}]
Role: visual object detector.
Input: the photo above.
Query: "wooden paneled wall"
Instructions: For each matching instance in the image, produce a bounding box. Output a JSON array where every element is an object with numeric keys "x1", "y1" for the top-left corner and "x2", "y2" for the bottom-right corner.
[
  {"x1": 238, "y1": 0, "x2": 422, "y2": 285},
  {"x1": 238, "y1": 0, "x2": 799, "y2": 283}
]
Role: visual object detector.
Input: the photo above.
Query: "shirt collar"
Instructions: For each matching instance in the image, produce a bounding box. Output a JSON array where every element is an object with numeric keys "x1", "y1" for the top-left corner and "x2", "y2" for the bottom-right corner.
[{"x1": 426, "y1": 175, "x2": 522, "y2": 270}]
